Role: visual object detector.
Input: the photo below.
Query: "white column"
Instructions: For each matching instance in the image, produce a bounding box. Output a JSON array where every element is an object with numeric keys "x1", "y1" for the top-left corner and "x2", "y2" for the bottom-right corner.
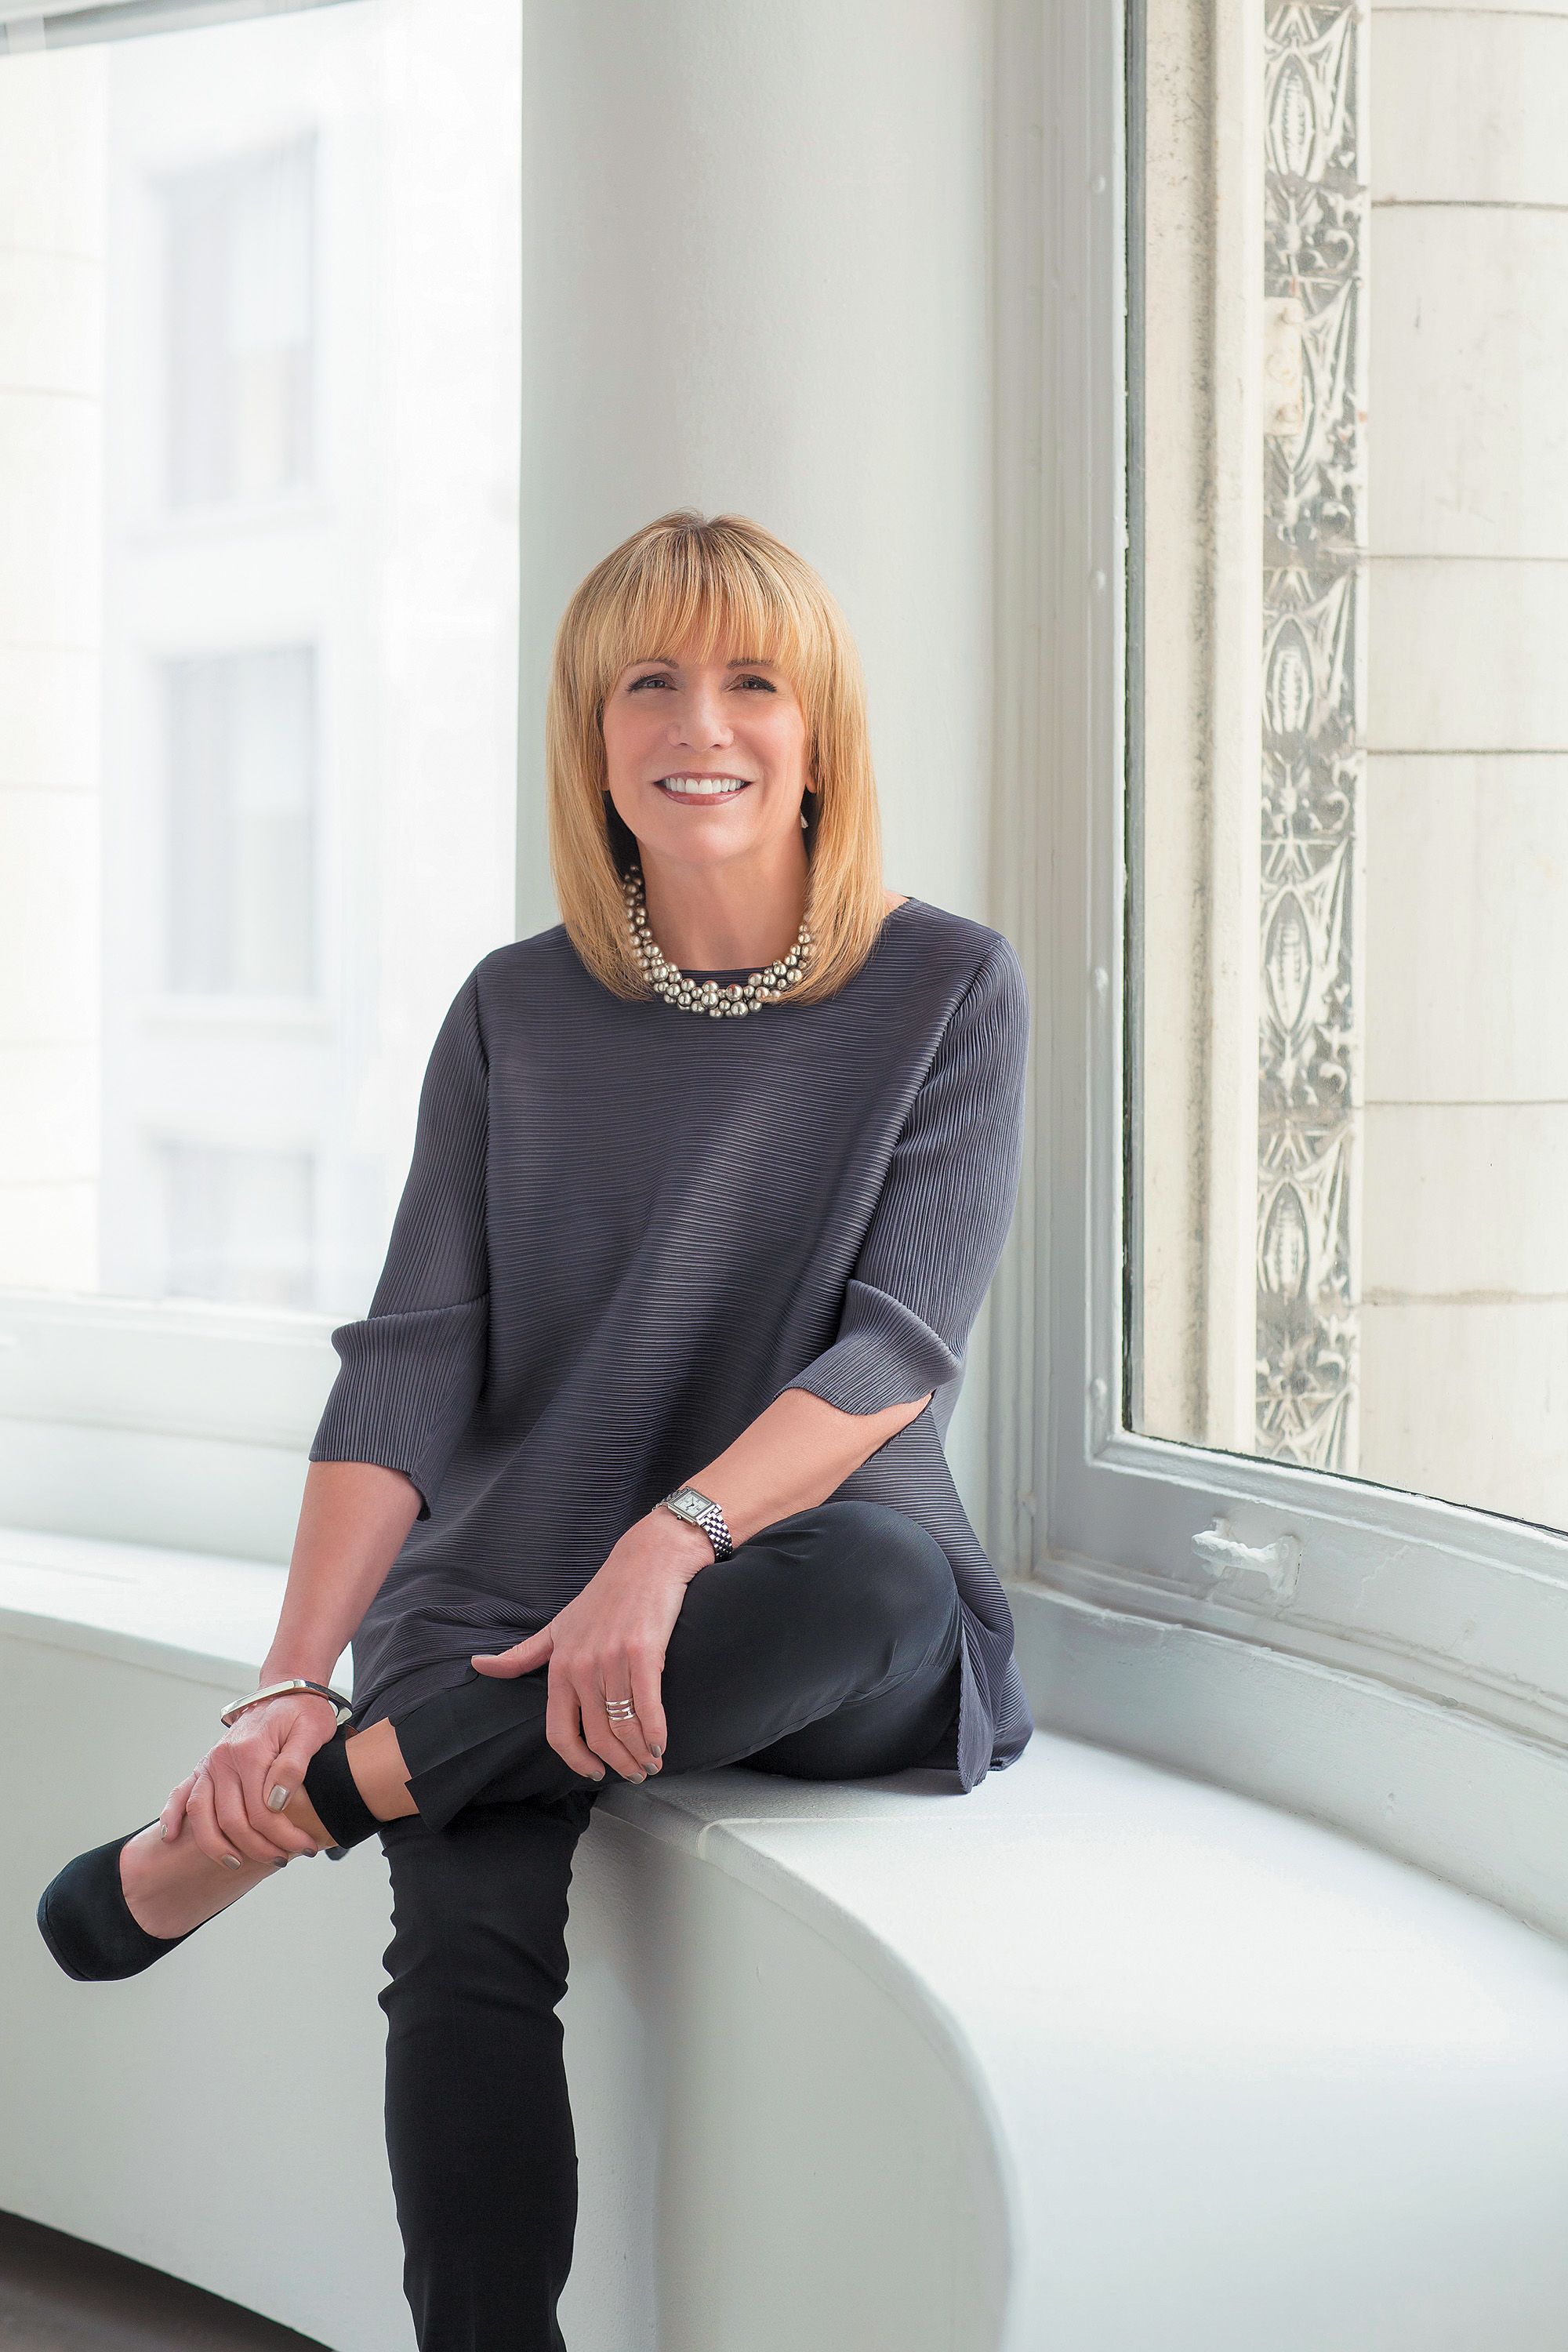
[{"x1": 515, "y1": 0, "x2": 994, "y2": 942}]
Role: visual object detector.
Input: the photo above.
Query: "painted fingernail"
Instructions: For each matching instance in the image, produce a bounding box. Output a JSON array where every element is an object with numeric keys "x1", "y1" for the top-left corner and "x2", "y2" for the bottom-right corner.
[
  {"x1": 649, "y1": 1744, "x2": 663, "y2": 1759},
  {"x1": 266, "y1": 1784, "x2": 290, "y2": 1811},
  {"x1": 273, "y1": 1857, "x2": 289, "y2": 1869},
  {"x1": 222, "y1": 1855, "x2": 242, "y2": 1871},
  {"x1": 647, "y1": 1759, "x2": 662, "y2": 1773}
]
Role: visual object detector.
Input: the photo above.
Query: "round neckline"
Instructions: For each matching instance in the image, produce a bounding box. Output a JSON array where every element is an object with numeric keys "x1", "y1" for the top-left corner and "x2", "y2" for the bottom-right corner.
[{"x1": 681, "y1": 896, "x2": 920, "y2": 982}]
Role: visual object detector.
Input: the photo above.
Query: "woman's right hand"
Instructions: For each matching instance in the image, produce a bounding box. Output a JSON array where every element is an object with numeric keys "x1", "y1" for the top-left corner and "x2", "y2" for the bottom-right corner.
[{"x1": 158, "y1": 1692, "x2": 342, "y2": 1866}]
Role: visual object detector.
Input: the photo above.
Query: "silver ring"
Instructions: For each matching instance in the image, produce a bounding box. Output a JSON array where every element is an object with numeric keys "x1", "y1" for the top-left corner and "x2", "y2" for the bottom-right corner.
[{"x1": 604, "y1": 1697, "x2": 637, "y2": 1722}]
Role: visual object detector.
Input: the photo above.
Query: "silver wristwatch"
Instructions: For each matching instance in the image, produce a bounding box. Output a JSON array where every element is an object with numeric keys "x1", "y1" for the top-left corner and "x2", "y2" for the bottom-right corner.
[{"x1": 657, "y1": 1484, "x2": 735, "y2": 1561}]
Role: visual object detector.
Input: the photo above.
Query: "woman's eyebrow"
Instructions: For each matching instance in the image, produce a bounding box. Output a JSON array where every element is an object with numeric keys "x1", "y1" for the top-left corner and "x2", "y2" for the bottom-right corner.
[{"x1": 630, "y1": 655, "x2": 779, "y2": 670}]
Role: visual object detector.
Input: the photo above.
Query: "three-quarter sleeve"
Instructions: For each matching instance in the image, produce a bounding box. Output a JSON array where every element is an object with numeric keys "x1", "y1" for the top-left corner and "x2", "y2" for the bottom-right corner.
[
  {"x1": 308, "y1": 964, "x2": 491, "y2": 1519},
  {"x1": 777, "y1": 935, "x2": 1030, "y2": 1417}
]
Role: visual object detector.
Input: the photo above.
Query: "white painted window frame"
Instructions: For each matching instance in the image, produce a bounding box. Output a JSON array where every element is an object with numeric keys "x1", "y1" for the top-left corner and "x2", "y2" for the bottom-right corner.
[
  {"x1": 0, "y1": 0, "x2": 391, "y2": 1570},
  {"x1": 989, "y1": 0, "x2": 1568, "y2": 1932},
  {"x1": 0, "y1": 0, "x2": 353, "y2": 50}
]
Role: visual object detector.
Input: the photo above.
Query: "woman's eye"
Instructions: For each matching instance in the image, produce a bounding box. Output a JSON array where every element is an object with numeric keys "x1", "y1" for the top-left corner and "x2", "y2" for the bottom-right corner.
[{"x1": 626, "y1": 670, "x2": 775, "y2": 692}]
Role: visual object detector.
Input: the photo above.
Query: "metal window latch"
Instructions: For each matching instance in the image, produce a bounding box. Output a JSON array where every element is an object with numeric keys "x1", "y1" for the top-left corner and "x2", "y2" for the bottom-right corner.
[{"x1": 1190, "y1": 1515, "x2": 1301, "y2": 1606}]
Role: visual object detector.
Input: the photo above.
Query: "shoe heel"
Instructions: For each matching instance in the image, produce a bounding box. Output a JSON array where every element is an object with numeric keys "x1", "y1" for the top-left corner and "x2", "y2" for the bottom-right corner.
[{"x1": 37, "y1": 1823, "x2": 202, "y2": 1984}]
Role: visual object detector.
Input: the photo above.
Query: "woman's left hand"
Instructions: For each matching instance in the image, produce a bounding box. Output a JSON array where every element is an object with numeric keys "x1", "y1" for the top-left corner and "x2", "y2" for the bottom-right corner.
[{"x1": 469, "y1": 1511, "x2": 712, "y2": 1782}]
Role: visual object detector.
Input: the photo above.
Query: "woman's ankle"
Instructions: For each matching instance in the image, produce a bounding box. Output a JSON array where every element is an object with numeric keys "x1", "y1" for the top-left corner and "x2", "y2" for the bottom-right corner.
[
  {"x1": 343, "y1": 1719, "x2": 419, "y2": 1822},
  {"x1": 299, "y1": 1720, "x2": 418, "y2": 1853},
  {"x1": 279, "y1": 1783, "x2": 337, "y2": 1849}
]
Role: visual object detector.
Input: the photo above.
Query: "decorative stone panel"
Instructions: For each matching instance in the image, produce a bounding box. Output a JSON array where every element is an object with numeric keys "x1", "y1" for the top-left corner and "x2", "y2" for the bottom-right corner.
[{"x1": 1258, "y1": 2, "x2": 1367, "y2": 1468}]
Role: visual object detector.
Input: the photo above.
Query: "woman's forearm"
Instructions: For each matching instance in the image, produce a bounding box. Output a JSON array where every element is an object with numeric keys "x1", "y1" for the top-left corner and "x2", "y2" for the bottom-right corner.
[
  {"x1": 271, "y1": 1390, "x2": 931, "y2": 1686},
  {"x1": 259, "y1": 1460, "x2": 423, "y2": 1686},
  {"x1": 679, "y1": 1385, "x2": 934, "y2": 1554}
]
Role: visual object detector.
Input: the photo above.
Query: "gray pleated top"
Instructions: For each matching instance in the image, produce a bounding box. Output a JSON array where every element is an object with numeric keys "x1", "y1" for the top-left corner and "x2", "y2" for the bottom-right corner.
[{"x1": 308, "y1": 893, "x2": 1034, "y2": 1790}]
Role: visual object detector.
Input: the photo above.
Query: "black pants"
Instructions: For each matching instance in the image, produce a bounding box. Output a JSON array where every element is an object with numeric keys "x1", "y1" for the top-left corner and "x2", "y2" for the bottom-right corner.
[{"x1": 368, "y1": 1499, "x2": 963, "y2": 2352}]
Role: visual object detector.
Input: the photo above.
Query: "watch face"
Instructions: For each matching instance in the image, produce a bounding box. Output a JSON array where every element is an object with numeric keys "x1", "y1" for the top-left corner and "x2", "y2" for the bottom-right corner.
[{"x1": 670, "y1": 1488, "x2": 705, "y2": 1516}]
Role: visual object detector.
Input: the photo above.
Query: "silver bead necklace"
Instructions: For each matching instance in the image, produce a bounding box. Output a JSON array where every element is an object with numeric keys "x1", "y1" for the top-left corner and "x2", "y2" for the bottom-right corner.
[{"x1": 622, "y1": 862, "x2": 815, "y2": 1018}]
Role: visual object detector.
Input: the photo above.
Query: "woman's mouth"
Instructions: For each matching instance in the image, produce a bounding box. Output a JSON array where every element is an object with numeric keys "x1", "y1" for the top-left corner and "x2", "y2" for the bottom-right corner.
[{"x1": 655, "y1": 775, "x2": 754, "y2": 803}]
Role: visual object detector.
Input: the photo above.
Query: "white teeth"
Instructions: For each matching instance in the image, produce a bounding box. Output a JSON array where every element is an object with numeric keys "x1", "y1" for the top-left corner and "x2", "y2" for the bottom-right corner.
[{"x1": 659, "y1": 775, "x2": 749, "y2": 797}]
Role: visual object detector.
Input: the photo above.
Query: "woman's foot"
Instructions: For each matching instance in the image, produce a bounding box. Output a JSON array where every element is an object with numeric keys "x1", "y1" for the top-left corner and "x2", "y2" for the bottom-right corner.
[{"x1": 118, "y1": 1719, "x2": 417, "y2": 1942}]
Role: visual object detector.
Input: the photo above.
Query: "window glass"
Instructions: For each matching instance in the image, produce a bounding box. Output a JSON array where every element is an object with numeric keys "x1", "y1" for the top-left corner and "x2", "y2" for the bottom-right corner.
[
  {"x1": 160, "y1": 1138, "x2": 315, "y2": 1306},
  {"x1": 164, "y1": 136, "x2": 316, "y2": 510},
  {"x1": 1128, "y1": 1, "x2": 1566, "y2": 1534},
  {"x1": 165, "y1": 645, "x2": 317, "y2": 996},
  {"x1": 2, "y1": 0, "x2": 521, "y2": 1316}
]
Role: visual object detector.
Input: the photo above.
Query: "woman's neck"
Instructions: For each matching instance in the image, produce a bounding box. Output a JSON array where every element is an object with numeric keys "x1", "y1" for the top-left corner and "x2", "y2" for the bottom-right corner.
[{"x1": 637, "y1": 873, "x2": 908, "y2": 971}]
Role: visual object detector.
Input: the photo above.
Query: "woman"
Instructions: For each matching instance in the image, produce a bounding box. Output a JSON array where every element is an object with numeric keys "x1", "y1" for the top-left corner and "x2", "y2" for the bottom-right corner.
[{"x1": 37, "y1": 510, "x2": 1033, "y2": 2351}]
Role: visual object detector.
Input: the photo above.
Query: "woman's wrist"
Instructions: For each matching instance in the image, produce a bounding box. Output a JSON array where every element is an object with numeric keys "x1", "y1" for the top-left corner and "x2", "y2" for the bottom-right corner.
[
  {"x1": 257, "y1": 1657, "x2": 347, "y2": 1693},
  {"x1": 642, "y1": 1508, "x2": 716, "y2": 1576}
]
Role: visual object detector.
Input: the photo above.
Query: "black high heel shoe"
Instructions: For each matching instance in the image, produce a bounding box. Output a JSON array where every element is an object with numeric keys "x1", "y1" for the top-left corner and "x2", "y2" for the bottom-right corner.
[
  {"x1": 36, "y1": 1731, "x2": 387, "y2": 1983},
  {"x1": 36, "y1": 1823, "x2": 207, "y2": 1982}
]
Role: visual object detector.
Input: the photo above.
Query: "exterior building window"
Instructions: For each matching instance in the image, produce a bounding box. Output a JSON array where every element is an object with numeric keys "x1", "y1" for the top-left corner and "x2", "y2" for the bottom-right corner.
[
  {"x1": 163, "y1": 645, "x2": 317, "y2": 998},
  {"x1": 158, "y1": 1138, "x2": 315, "y2": 1308},
  {"x1": 2, "y1": 0, "x2": 521, "y2": 1318},
  {"x1": 164, "y1": 138, "x2": 315, "y2": 510}
]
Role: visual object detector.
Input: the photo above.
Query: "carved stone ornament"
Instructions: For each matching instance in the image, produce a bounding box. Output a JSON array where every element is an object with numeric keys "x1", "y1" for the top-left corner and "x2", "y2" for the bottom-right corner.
[{"x1": 1258, "y1": 2, "x2": 1367, "y2": 1469}]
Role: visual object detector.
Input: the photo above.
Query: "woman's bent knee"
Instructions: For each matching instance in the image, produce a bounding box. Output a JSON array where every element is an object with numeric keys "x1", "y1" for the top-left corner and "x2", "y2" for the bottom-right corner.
[{"x1": 805, "y1": 1501, "x2": 960, "y2": 1660}]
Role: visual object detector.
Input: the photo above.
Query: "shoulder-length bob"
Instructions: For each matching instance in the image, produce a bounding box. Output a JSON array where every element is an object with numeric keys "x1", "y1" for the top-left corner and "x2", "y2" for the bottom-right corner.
[{"x1": 546, "y1": 509, "x2": 892, "y2": 1004}]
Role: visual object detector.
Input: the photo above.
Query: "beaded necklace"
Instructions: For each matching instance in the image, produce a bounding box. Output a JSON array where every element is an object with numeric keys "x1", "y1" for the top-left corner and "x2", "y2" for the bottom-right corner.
[{"x1": 622, "y1": 862, "x2": 814, "y2": 1017}]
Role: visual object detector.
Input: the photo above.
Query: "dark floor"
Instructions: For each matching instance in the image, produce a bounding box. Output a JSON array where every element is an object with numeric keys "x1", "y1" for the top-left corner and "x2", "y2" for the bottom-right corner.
[{"x1": 0, "y1": 2212, "x2": 329, "y2": 2351}]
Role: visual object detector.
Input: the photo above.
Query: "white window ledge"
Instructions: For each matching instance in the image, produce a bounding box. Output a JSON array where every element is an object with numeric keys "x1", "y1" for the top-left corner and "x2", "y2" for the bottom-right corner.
[
  {"x1": 4, "y1": 1524, "x2": 1568, "y2": 2350},
  {"x1": 0, "y1": 1523, "x2": 310, "y2": 1690}
]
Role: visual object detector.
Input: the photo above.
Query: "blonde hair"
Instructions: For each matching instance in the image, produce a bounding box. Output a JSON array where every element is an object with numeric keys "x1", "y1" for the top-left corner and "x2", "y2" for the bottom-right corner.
[{"x1": 546, "y1": 509, "x2": 891, "y2": 1004}]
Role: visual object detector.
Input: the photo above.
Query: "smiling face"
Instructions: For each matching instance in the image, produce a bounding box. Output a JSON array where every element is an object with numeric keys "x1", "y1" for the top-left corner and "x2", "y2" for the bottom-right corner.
[{"x1": 600, "y1": 637, "x2": 814, "y2": 878}]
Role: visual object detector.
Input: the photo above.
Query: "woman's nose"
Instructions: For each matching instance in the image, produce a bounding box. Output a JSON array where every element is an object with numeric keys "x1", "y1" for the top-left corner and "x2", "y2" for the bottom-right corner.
[{"x1": 671, "y1": 688, "x2": 731, "y2": 746}]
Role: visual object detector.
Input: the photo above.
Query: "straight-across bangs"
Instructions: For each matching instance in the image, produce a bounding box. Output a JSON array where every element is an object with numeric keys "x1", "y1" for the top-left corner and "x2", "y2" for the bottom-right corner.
[{"x1": 546, "y1": 510, "x2": 890, "y2": 1004}]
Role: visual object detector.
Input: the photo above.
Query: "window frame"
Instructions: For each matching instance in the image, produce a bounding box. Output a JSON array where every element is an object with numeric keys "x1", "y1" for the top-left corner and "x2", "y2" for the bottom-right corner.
[
  {"x1": 0, "y1": 0, "x2": 354, "y2": 54},
  {"x1": 0, "y1": 0, "x2": 509, "y2": 1566},
  {"x1": 988, "y1": 0, "x2": 1568, "y2": 1928}
]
